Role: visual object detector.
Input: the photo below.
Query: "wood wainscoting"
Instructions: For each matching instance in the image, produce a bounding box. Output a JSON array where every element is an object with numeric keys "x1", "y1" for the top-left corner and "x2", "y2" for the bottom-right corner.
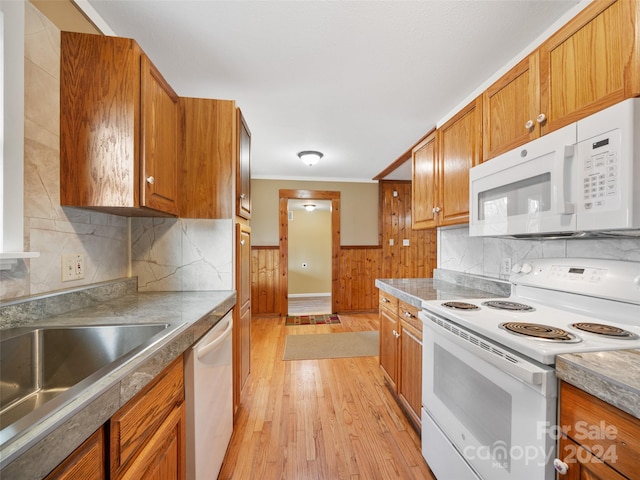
[
  {"x1": 251, "y1": 246, "x2": 382, "y2": 315},
  {"x1": 251, "y1": 181, "x2": 437, "y2": 316}
]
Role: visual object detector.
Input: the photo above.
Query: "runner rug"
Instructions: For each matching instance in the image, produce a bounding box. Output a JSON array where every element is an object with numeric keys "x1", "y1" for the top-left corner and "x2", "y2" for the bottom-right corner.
[
  {"x1": 283, "y1": 331, "x2": 379, "y2": 360},
  {"x1": 285, "y1": 314, "x2": 340, "y2": 325}
]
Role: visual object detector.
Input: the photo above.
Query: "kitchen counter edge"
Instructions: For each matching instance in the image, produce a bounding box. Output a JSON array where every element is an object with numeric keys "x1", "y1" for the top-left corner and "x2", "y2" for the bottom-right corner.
[
  {"x1": 556, "y1": 350, "x2": 640, "y2": 420},
  {"x1": 375, "y1": 269, "x2": 511, "y2": 307},
  {"x1": 0, "y1": 278, "x2": 236, "y2": 479}
]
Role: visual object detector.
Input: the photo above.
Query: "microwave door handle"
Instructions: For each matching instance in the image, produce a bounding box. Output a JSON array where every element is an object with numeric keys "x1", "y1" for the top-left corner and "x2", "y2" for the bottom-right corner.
[{"x1": 556, "y1": 145, "x2": 576, "y2": 214}]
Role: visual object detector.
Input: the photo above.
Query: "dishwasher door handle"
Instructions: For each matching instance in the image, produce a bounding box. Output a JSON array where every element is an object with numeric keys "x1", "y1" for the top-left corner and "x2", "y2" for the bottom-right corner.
[{"x1": 196, "y1": 317, "x2": 233, "y2": 360}]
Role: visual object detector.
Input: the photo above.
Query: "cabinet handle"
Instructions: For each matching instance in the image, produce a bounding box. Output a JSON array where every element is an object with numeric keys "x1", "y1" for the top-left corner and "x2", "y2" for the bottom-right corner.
[
  {"x1": 146, "y1": 176, "x2": 155, "y2": 185},
  {"x1": 525, "y1": 119, "x2": 534, "y2": 130},
  {"x1": 536, "y1": 113, "x2": 546, "y2": 124},
  {"x1": 240, "y1": 193, "x2": 246, "y2": 199},
  {"x1": 553, "y1": 459, "x2": 568, "y2": 475}
]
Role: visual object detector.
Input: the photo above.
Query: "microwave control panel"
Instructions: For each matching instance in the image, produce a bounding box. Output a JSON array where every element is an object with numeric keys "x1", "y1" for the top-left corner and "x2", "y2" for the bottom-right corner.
[{"x1": 579, "y1": 129, "x2": 621, "y2": 212}]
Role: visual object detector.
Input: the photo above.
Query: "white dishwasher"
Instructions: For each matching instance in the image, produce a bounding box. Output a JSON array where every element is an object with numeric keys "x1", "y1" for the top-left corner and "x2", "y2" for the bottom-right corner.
[{"x1": 185, "y1": 312, "x2": 233, "y2": 480}]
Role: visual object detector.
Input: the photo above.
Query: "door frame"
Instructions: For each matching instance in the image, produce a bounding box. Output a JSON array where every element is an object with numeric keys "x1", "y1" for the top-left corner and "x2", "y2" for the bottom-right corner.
[{"x1": 279, "y1": 189, "x2": 340, "y2": 316}]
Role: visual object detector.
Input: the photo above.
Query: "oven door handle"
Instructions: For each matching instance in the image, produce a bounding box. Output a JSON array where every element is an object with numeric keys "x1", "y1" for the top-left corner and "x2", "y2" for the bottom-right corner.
[{"x1": 421, "y1": 311, "x2": 552, "y2": 389}]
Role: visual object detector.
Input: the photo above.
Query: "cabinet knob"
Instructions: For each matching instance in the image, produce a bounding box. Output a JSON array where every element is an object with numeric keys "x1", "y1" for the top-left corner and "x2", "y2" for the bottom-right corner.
[
  {"x1": 240, "y1": 193, "x2": 246, "y2": 199},
  {"x1": 404, "y1": 311, "x2": 414, "y2": 318},
  {"x1": 146, "y1": 176, "x2": 155, "y2": 185},
  {"x1": 432, "y1": 206, "x2": 441, "y2": 214},
  {"x1": 553, "y1": 459, "x2": 569, "y2": 475},
  {"x1": 392, "y1": 330, "x2": 400, "y2": 339},
  {"x1": 536, "y1": 113, "x2": 547, "y2": 124},
  {"x1": 240, "y1": 239, "x2": 245, "y2": 246},
  {"x1": 525, "y1": 119, "x2": 534, "y2": 130}
]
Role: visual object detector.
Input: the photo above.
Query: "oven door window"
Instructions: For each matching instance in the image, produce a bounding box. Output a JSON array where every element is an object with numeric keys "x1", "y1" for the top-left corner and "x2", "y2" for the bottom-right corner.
[
  {"x1": 434, "y1": 344, "x2": 513, "y2": 470},
  {"x1": 423, "y1": 325, "x2": 556, "y2": 480}
]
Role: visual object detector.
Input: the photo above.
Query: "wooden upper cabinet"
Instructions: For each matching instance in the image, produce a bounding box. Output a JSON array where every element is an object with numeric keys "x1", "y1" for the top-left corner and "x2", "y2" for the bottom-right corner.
[
  {"x1": 411, "y1": 130, "x2": 438, "y2": 229},
  {"x1": 180, "y1": 99, "x2": 251, "y2": 220},
  {"x1": 483, "y1": 52, "x2": 540, "y2": 159},
  {"x1": 482, "y1": 0, "x2": 640, "y2": 161},
  {"x1": 60, "y1": 32, "x2": 179, "y2": 217},
  {"x1": 540, "y1": 0, "x2": 639, "y2": 134},
  {"x1": 236, "y1": 109, "x2": 252, "y2": 220},
  {"x1": 437, "y1": 96, "x2": 482, "y2": 226}
]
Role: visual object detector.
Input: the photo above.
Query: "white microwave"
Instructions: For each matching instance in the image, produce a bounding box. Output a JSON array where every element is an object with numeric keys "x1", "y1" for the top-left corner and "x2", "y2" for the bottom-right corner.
[{"x1": 469, "y1": 98, "x2": 640, "y2": 237}]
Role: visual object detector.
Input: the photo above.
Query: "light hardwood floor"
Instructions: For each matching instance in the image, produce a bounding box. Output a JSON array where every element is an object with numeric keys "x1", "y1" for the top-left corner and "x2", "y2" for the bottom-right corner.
[
  {"x1": 218, "y1": 312, "x2": 436, "y2": 480},
  {"x1": 288, "y1": 296, "x2": 332, "y2": 316}
]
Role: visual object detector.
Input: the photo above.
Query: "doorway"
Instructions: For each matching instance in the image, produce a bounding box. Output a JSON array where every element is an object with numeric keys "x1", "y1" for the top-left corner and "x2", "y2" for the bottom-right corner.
[
  {"x1": 278, "y1": 189, "x2": 340, "y2": 316},
  {"x1": 287, "y1": 199, "x2": 332, "y2": 315}
]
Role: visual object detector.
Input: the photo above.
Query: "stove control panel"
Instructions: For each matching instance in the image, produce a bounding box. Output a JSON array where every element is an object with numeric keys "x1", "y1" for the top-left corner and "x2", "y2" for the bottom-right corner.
[
  {"x1": 511, "y1": 257, "x2": 640, "y2": 304},
  {"x1": 548, "y1": 265, "x2": 607, "y2": 283}
]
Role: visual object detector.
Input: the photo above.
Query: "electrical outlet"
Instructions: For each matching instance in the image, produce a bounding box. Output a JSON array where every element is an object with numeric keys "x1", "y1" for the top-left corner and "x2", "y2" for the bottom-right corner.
[
  {"x1": 501, "y1": 257, "x2": 512, "y2": 276},
  {"x1": 62, "y1": 254, "x2": 85, "y2": 281}
]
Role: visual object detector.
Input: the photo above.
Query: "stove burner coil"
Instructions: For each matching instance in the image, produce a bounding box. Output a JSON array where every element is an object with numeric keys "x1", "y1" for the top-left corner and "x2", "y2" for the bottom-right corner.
[
  {"x1": 482, "y1": 300, "x2": 535, "y2": 312},
  {"x1": 571, "y1": 323, "x2": 638, "y2": 339},
  {"x1": 500, "y1": 322, "x2": 579, "y2": 342},
  {"x1": 441, "y1": 301, "x2": 480, "y2": 311}
]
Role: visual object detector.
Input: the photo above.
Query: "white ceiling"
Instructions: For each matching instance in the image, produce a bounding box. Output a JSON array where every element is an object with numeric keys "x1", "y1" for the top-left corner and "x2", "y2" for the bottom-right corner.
[{"x1": 83, "y1": 0, "x2": 582, "y2": 182}]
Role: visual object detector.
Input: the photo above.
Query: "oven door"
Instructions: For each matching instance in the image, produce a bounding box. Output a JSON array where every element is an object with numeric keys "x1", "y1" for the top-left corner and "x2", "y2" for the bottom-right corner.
[
  {"x1": 420, "y1": 311, "x2": 557, "y2": 480},
  {"x1": 469, "y1": 123, "x2": 577, "y2": 237}
]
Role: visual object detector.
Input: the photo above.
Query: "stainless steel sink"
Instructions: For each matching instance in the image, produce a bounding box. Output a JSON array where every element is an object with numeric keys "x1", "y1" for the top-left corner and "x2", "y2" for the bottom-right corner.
[{"x1": 0, "y1": 323, "x2": 175, "y2": 444}]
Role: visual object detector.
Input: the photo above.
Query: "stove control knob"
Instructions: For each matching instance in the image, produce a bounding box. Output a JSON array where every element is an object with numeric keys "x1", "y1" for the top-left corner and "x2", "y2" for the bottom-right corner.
[
  {"x1": 553, "y1": 458, "x2": 569, "y2": 475},
  {"x1": 520, "y1": 263, "x2": 533, "y2": 274},
  {"x1": 511, "y1": 263, "x2": 522, "y2": 274}
]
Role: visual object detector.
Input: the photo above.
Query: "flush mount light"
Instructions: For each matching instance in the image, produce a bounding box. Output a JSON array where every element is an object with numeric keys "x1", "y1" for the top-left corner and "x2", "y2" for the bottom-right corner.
[
  {"x1": 303, "y1": 204, "x2": 316, "y2": 212},
  {"x1": 297, "y1": 150, "x2": 323, "y2": 166}
]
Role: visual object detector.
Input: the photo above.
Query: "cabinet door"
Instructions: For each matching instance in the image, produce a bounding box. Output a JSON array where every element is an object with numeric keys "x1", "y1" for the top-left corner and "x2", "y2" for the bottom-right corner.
[
  {"x1": 411, "y1": 131, "x2": 438, "y2": 229},
  {"x1": 438, "y1": 96, "x2": 482, "y2": 226},
  {"x1": 45, "y1": 428, "x2": 105, "y2": 480},
  {"x1": 539, "y1": 0, "x2": 634, "y2": 134},
  {"x1": 557, "y1": 436, "x2": 627, "y2": 480},
  {"x1": 119, "y1": 403, "x2": 186, "y2": 480},
  {"x1": 140, "y1": 55, "x2": 180, "y2": 216},
  {"x1": 398, "y1": 320, "x2": 422, "y2": 430},
  {"x1": 60, "y1": 32, "x2": 139, "y2": 212},
  {"x1": 483, "y1": 52, "x2": 540, "y2": 160},
  {"x1": 234, "y1": 223, "x2": 251, "y2": 414},
  {"x1": 236, "y1": 109, "x2": 252, "y2": 220},
  {"x1": 379, "y1": 307, "x2": 399, "y2": 389}
]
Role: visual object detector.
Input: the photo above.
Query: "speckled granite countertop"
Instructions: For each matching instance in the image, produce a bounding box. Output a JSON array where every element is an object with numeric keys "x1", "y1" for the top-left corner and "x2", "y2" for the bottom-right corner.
[
  {"x1": 375, "y1": 269, "x2": 511, "y2": 307},
  {"x1": 556, "y1": 350, "x2": 640, "y2": 420},
  {"x1": 0, "y1": 278, "x2": 235, "y2": 480}
]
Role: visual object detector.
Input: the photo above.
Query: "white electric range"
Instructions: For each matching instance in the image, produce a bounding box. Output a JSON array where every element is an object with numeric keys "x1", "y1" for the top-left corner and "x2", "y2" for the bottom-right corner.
[{"x1": 418, "y1": 257, "x2": 640, "y2": 480}]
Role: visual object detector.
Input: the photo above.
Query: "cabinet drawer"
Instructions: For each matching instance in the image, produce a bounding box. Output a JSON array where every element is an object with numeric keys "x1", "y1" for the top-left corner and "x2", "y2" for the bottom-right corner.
[
  {"x1": 560, "y1": 381, "x2": 640, "y2": 479},
  {"x1": 398, "y1": 300, "x2": 421, "y2": 333},
  {"x1": 379, "y1": 291, "x2": 398, "y2": 314},
  {"x1": 110, "y1": 356, "x2": 184, "y2": 477}
]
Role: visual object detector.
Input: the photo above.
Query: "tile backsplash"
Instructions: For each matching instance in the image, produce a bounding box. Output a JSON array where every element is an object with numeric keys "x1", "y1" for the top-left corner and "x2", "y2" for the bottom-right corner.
[{"x1": 438, "y1": 225, "x2": 640, "y2": 280}]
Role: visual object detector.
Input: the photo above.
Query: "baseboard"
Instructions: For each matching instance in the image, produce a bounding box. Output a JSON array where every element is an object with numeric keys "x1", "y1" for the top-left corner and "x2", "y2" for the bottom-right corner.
[{"x1": 288, "y1": 293, "x2": 331, "y2": 298}]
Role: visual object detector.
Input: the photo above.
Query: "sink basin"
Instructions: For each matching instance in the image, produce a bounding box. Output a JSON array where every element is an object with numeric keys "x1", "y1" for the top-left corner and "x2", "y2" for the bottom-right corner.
[{"x1": 0, "y1": 323, "x2": 174, "y2": 444}]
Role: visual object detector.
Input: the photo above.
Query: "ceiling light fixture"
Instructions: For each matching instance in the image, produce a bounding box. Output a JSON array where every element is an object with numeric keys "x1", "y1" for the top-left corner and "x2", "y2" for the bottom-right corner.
[
  {"x1": 297, "y1": 150, "x2": 323, "y2": 166},
  {"x1": 303, "y1": 204, "x2": 316, "y2": 212}
]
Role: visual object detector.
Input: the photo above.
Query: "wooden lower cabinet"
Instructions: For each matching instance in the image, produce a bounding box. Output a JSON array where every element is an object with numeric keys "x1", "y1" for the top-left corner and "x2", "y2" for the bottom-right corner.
[
  {"x1": 118, "y1": 403, "x2": 186, "y2": 480},
  {"x1": 558, "y1": 381, "x2": 640, "y2": 480},
  {"x1": 378, "y1": 291, "x2": 422, "y2": 432},
  {"x1": 110, "y1": 357, "x2": 185, "y2": 480},
  {"x1": 45, "y1": 428, "x2": 105, "y2": 480}
]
